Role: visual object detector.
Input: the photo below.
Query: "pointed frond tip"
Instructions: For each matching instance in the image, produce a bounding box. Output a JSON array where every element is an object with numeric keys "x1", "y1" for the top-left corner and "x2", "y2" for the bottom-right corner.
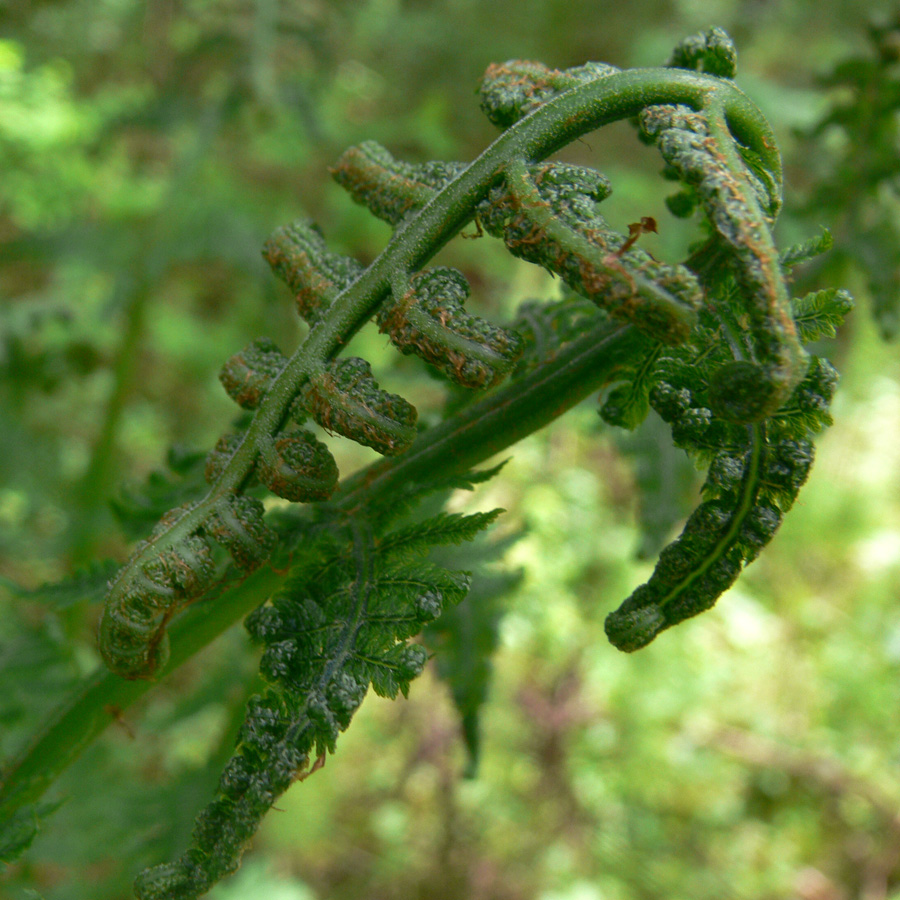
[
  {"x1": 780, "y1": 227, "x2": 834, "y2": 269},
  {"x1": 378, "y1": 510, "x2": 504, "y2": 564}
]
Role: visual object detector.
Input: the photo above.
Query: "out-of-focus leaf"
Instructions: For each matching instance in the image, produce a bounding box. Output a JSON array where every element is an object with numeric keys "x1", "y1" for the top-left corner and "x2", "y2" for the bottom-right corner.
[
  {"x1": 1, "y1": 559, "x2": 119, "y2": 608},
  {"x1": 0, "y1": 800, "x2": 65, "y2": 864},
  {"x1": 614, "y1": 410, "x2": 697, "y2": 560},
  {"x1": 791, "y1": 288, "x2": 855, "y2": 344},
  {"x1": 110, "y1": 446, "x2": 210, "y2": 539}
]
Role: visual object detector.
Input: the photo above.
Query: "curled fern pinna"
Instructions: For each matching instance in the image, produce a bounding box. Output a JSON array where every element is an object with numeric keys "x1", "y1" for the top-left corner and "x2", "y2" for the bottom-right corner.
[{"x1": 80, "y1": 27, "x2": 853, "y2": 898}]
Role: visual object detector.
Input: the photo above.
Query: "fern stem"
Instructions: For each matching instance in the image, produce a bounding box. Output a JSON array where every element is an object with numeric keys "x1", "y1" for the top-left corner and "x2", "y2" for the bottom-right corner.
[
  {"x1": 69, "y1": 281, "x2": 148, "y2": 564},
  {"x1": 338, "y1": 321, "x2": 652, "y2": 506},
  {"x1": 0, "y1": 565, "x2": 284, "y2": 815}
]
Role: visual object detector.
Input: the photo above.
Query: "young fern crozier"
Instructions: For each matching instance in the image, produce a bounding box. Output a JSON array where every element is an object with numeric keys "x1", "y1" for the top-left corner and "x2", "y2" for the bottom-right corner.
[
  {"x1": 98, "y1": 25, "x2": 815, "y2": 679},
  {"x1": 0, "y1": 28, "x2": 851, "y2": 900}
]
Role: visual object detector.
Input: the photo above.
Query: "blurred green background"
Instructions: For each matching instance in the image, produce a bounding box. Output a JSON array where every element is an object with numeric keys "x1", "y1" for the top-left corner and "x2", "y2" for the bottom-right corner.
[{"x1": 3, "y1": 1, "x2": 900, "y2": 899}]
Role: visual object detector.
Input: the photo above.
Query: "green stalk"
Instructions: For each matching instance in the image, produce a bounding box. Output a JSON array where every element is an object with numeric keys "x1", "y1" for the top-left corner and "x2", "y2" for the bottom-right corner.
[{"x1": 68, "y1": 280, "x2": 149, "y2": 564}]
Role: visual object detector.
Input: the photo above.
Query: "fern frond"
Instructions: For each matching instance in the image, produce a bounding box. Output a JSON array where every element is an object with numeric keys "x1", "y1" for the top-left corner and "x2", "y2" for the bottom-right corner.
[
  {"x1": 666, "y1": 26, "x2": 738, "y2": 79},
  {"x1": 134, "y1": 506, "x2": 496, "y2": 898},
  {"x1": 330, "y1": 141, "x2": 466, "y2": 226},
  {"x1": 262, "y1": 220, "x2": 362, "y2": 326},
  {"x1": 604, "y1": 351, "x2": 838, "y2": 651},
  {"x1": 479, "y1": 59, "x2": 619, "y2": 128},
  {"x1": 5, "y1": 28, "x2": 847, "y2": 900}
]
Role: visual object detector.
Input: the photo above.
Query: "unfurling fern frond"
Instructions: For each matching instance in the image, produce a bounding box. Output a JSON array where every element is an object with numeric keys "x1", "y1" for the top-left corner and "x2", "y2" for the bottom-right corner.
[
  {"x1": 639, "y1": 103, "x2": 805, "y2": 421},
  {"x1": 256, "y1": 431, "x2": 338, "y2": 501},
  {"x1": 479, "y1": 158, "x2": 702, "y2": 343},
  {"x1": 262, "y1": 220, "x2": 362, "y2": 325},
  {"x1": 0, "y1": 28, "x2": 855, "y2": 900},
  {"x1": 299, "y1": 357, "x2": 418, "y2": 455},
  {"x1": 218, "y1": 338, "x2": 289, "y2": 410},
  {"x1": 330, "y1": 141, "x2": 466, "y2": 226},
  {"x1": 666, "y1": 25, "x2": 738, "y2": 78},
  {"x1": 479, "y1": 59, "x2": 620, "y2": 128},
  {"x1": 602, "y1": 294, "x2": 849, "y2": 651}
]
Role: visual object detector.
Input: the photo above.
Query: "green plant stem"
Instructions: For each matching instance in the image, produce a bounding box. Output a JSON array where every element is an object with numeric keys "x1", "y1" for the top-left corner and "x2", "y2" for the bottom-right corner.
[
  {"x1": 69, "y1": 280, "x2": 148, "y2": 565},
  {"x1": 0, "y1": 317, "x2": 648, "y2": 820},
  {"x1": 339, "y1": 324, "x2": 652, "y2": 506},
  {"x1": 0, "y1": 565, "x2": 284, "y2": 817}
]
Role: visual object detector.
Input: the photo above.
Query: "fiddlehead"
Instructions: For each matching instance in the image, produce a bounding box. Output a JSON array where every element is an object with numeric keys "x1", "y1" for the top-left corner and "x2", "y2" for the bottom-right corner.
[
  {"x1": 599, "y1": 220, "x2": 850, "y2": 651},
  {"x1": 300, "y1": 357, "x2": 418, "y2": 455},
  {"x1": 330, "y1": 140, "x2": 466, "y2": 226},
  {"x1": 638, "y1": 99, "x2": 804, "y2": 422},
  {"x1": 70, "y1": 27, "x2": 853, "y2": 899},
  {"x1": 604, "y1": 350, "x2": 841, "y2": 651},
  {"x1": 218, "y1": 338, "x2": 289, "y2": 410},
  {"x1": 666, "y1": 26, "x2": 738, "y2": 78},
  {"x1": 262, "y1": 220, "x2": 363, "y2": 325},
  {"x1": 255, "y1": 432, "x2": 338, "y2": 501},
  {"x1": 478, "y1": 157, "x2": 703, "y2": 343}
]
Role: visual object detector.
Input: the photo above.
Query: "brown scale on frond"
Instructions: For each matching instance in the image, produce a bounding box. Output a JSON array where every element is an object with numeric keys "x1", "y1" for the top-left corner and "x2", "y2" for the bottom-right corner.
[
  {"x1": 480, "y1": 60, "x2": 563, "y2": 99},
  {"x1": 617, "y1": 217, "x2": 658, "y2": 256}
]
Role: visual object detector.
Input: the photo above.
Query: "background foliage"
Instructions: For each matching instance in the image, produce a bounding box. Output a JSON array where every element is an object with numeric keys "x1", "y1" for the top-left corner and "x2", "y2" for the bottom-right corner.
[{"x1": 2, "y1": 1, "x2": 900, "y2": 898}]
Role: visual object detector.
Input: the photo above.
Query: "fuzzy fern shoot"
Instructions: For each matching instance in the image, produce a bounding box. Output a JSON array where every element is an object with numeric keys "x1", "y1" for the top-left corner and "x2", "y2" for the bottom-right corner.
[{"x1": 0, "y1": 27, "x2": 852, "y2": 900}]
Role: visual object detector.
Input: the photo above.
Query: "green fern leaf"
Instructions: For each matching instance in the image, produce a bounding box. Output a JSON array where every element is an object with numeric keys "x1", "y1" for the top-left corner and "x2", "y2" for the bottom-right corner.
[
  {"x1": 791, "y1": 288, "x2": 855, "y2": 343},
  {"x1": 605, "y1": 351, "x2": 836, "y2": 652},
  {"x1": 779, "y1": 227, "x2": 834, "y2": 269},
  {"x1": 771, "y1": 357, "x2": 839, "y2": 438},
  {"x1": 378, "y1": 510, "x2": 503, "y2": 564},
  {"x1": 137, "y1": 501, "x2": 495, "y2": 898},
  {"x1": 599, "y1": 345, "x2": 663, "y2": 430},
  {"x1": 424, "y1": 528, "x2": 522, "y2": 777}
]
